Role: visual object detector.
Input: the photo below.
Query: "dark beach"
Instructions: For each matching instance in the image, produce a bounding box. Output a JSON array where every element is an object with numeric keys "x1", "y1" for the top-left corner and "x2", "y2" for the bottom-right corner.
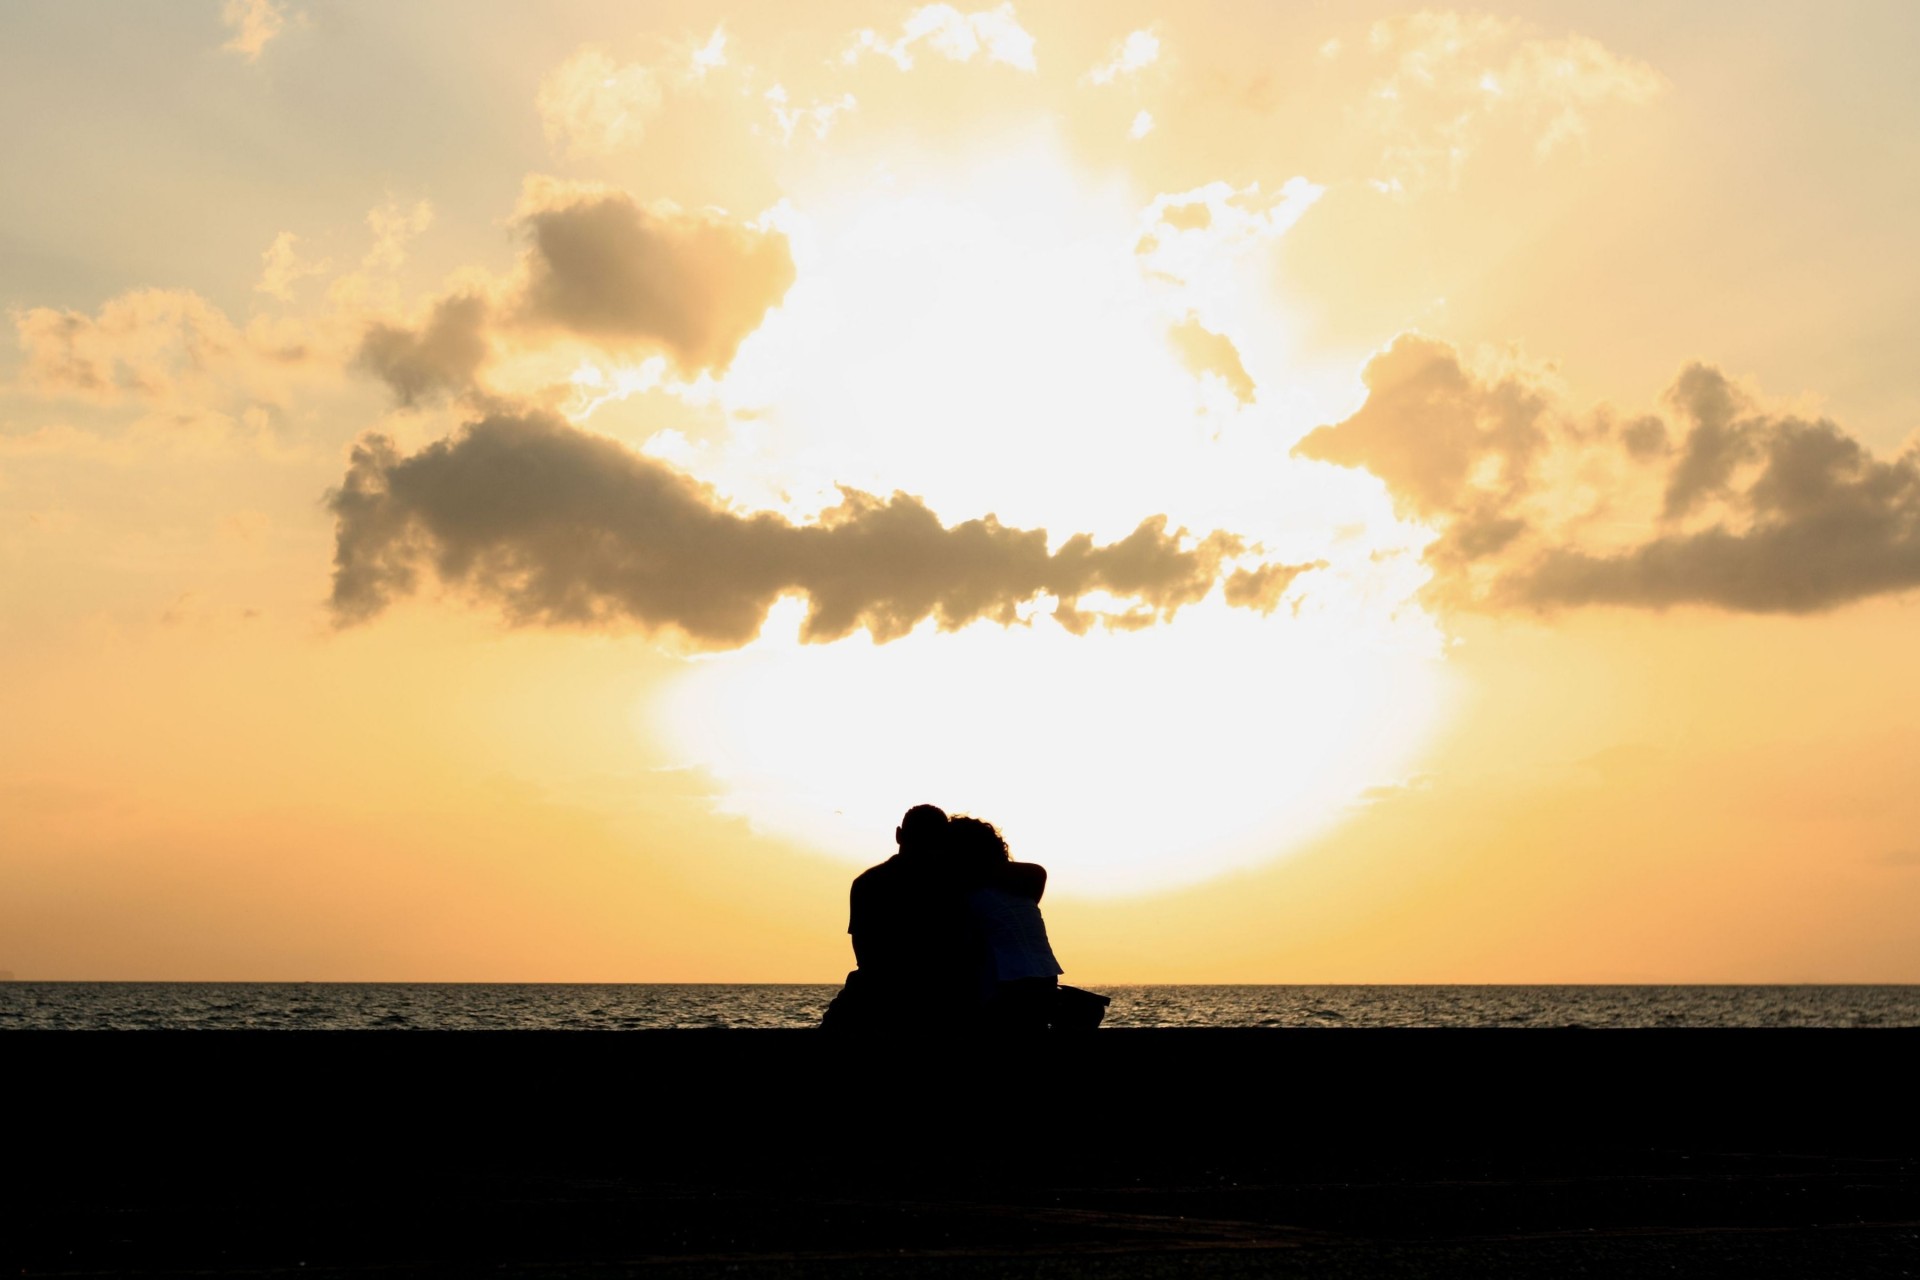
[{"x1": 9, "y1": 1028, "x2": 1918, "y2": 1277}]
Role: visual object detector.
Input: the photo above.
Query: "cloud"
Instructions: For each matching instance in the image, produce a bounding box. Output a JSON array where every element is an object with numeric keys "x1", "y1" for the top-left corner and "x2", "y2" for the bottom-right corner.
[
  {"x1": 1295, "y1": 334, "x2": 1545, "y2": 523},
  {"x1": 256, "y1": 232, "x2": 330, "y2": 302},
  {"x1": 1223, "y1": 561, "x2": 1325, "y2": 614},
  {"x1": 1129, "y1": 109, "x2": 1155, "y2": 140},
  {"x1": 689, "y1": 27, "x2": 728, "y2": 79},
  {"x1": 1511, "y1": 404, "x2": 1920, "y2": 614},
  {"x1": 764, "y1": 85, "x2": 859, "y2": 145},
  {"x1": 511, "y1": 180, "x2": 796, "y2": 377},
  {"x1": 1158, "y1": 201, "x2": 1211, "y2": 232},
  {"x1": 16, "y1": 290, "x2": 237, "y2": 400},
  {"x1": 326, "y1": 408, "x2": 1292, "y2": 647},
  {"x1": 13, "y1": 289, "x2": 309, "y2": 406},
  {"x1": 221, "y1": 0, "x2": 288, "y2": 61},
  {"x1": 1296, "y1": 335, "x2": 1920, "y2": 615},
  {"x1": 535, "y1": 29, "x2": 738, "y2": 160},
  {"x1": 1661, "y1": 363, "x2": 1751, "y2": 517},
  {"x1": 536, "y1": 46, "x2": 665, "y2": 159},
  {"x1": 317, "y1": 199, "x2": 436, "y2": 315},
  {"x1": 1168, "y1": 315, "x2": 1254, "y2": 404},
  {"x1": 351, "y1": 181, "x2": 794, "y2": 405},
  {"x1": 355, "y1": 294, "x2": 492, "y2": 407},
  {"x1": 1359, "y1": 11, "x2": 1664, "y2": 191},
  {"x1": 361, "y1": 200, "x2": 434, "y2": 274},
  {"x1": 1135, "y1": 178, "x2": 1324, "y2": 282},
  {"x1": 844, "y1": 4, "x2": 1037, "y2": 72},
  {"x1": 1086, "y1": 29, "x2": 1160, "y2": 85}
]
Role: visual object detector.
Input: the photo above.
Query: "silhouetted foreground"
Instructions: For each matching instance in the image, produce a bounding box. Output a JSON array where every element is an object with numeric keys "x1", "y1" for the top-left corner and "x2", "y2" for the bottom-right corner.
[{"x1": 9, "y1": 1030, "x2": 1917, "y2": 1277}]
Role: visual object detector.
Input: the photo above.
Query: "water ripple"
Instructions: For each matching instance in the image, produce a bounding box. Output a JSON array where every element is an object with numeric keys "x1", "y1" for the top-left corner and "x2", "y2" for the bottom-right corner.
[{"x1": 4, "y1": 983, "x2": 1919, "y2": 1030}]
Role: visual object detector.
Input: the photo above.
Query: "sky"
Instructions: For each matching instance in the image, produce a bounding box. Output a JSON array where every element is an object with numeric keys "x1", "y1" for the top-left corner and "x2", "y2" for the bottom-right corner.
[{"x1": 3, "y1": 0, "x2": 1918, "y2": 981}]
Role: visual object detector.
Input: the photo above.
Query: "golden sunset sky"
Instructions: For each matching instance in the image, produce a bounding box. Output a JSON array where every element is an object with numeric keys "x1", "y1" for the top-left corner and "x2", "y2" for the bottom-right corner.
[{"x1": 4, "y1": 1, "x2": 1918, "y2": 981}]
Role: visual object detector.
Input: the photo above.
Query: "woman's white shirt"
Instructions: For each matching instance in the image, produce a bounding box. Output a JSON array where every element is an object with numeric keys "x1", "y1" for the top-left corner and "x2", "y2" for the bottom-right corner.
[{"x1": 967, "y1": 886, "x2": 1063, "y2": 982}]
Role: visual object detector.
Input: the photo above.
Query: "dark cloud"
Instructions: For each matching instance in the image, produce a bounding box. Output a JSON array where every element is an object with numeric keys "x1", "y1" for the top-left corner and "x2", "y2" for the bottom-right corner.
[
  {"x1": 1661, "y1": 362, "x2": 1754, "y2": 517},
  {"x1": 1168, "y1": 316, "x2": 1256, "y2": 404},
  {"x1": 327, "y1": 408, "x2": 1270, "y2": 647},
  {"x1": 1619, "y1": 414, "x2": 1670, "y2": 460},
  {"x1": 1428, "y1": 504, "x2": 1528, "y2": 574},
  {"x1": 1506, "y1": 410, "x2": 1920, "y2": 613},
  {"x1": 1294, "y1": 336, "x2": 1920, "y2": 616},
  {"x1": 353, "y1": 183, "x2": 795, "y2": 406},
  {"x1": 1294, "y1": 334, "x2": 1547, "y2": 520},
  {"x1": 355, "y1": 294, "x2": 491, "y2": 407},
  {"x1": 514, "y1": 185, "x2": 796, "y2": 376}
]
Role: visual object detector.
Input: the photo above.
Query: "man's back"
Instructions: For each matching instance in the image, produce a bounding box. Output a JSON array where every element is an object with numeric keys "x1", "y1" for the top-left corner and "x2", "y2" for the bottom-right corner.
[{"x1": 843, "y1": 851, "x2": 976, "y2": 1027}]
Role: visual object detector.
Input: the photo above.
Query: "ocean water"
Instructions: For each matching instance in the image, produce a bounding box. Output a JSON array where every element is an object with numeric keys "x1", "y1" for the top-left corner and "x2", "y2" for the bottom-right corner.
[{"x1": 3, "y1": 983, "x2": 1917, "y2": 1030}]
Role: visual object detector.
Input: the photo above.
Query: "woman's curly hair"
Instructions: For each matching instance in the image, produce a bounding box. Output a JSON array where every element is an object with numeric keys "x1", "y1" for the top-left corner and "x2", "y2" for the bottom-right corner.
[{"x1": 947, "y1": 814, "x2": 1009, "y2": 881}]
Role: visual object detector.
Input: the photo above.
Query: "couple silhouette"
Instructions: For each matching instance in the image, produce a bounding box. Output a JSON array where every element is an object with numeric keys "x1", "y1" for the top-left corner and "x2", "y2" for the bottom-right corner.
[{"x1": 821, "y1": 804, "x2": 1108, "y2": 1033}]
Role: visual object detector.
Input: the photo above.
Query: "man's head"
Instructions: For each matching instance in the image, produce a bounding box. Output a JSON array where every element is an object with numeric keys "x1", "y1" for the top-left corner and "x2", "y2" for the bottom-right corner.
[{"x1": 895, "y1": 804, "x2": 948, "y2": 855}]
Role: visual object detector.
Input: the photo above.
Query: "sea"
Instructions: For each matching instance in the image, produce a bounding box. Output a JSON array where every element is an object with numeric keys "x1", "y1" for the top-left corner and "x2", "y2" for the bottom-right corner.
[{"x1": 3, "y1": 983, "x2": 1918, "y2": 1030}]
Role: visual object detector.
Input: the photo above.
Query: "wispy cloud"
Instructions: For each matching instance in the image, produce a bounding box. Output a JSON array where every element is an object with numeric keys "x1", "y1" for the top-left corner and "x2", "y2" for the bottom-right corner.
[
  {"x1": 220, "y1": 0, "x2": 291, "y2": 62},
  {"x1": 1086, "y1": 29, "x2": 1160, "y2": 85},
  {"x1": 536, "y1": 46, "x2": 666, "y2": 159},
  {"x1": 1354, "y1": 10, "x2": 1664, "y2": 191},
  {"x1": 843, "y1": 4, "x2": 1037, "y2": 72},
  {"x1": 255, "y1": 232, "x2": 330, "y2": 303},
  {"x1": 1134, "y1": 178, "x2": 1325, "y2": 285},
  {"x1": 689, "y1": 26, "x2": 728, "y2": 79},
  {"x1": 14, "y1": 289, "x2": 313, "y2": 411},
  {"x1": 763, "y1": 85, "x2": 858, "y2": 146}
]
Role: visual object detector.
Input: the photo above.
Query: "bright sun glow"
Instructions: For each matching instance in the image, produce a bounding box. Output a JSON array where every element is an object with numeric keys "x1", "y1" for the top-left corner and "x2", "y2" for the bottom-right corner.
[
  {"x1": 655, "y1": 595, "x2": 1451, "y2": 895},
  {"x1": 606, "y1": 131, "x2": 1453, "y2": 895}
]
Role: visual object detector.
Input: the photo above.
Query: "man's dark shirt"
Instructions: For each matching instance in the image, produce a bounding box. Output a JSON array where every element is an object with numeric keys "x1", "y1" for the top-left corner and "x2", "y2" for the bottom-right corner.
[{"x1": 844, "y1": 850, "x2": 976, "y2": 1025}]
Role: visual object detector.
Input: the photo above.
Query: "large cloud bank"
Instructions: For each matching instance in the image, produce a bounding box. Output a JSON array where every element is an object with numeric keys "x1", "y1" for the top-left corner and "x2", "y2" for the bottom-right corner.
[
  {"x1": 1298, "y1": 335, "x2": 1920, "y2": 614},
  {"x1": 328, "y1": 408, "x2": 1311, "y2": 647}
]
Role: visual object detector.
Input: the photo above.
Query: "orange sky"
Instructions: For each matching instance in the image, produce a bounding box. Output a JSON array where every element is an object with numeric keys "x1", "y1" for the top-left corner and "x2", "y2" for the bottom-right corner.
[{"x1": 2, "y1": 1, "x2": 1917, "y2": 981}]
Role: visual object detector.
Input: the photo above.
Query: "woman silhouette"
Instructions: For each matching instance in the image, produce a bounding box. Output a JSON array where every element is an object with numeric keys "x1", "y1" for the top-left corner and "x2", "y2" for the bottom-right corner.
[{"x1": 949, "y1": 815, "x2": 1062, "y2": 1031}]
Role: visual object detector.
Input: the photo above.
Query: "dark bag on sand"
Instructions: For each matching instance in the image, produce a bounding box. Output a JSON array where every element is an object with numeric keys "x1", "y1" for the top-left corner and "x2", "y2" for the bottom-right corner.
[{"x1": 1052, "y1": 984, "x2": 1110, "y2": 1031}]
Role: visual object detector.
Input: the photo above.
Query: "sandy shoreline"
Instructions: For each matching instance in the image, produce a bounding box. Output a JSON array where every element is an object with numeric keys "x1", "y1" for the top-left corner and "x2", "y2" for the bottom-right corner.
[{"x1": 10, "y1": 1029, "x2": 1918, "y2": 1276}]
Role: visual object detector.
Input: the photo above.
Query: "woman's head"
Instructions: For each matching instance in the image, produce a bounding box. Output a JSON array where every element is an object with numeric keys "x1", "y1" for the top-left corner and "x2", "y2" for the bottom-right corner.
[{"x1": 947, "y1": 815, "x2": 1009, "y2": 881}]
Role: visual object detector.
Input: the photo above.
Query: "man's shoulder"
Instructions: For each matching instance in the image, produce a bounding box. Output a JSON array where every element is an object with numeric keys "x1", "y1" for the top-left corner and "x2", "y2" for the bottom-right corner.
[
  {"x1": 852, "y1": 855, "x2": 910, "y2": 897},
  {"x1": 849, "y1": 855, "x2": 916, "y2": 939},
  {"x1": 853, "y1": 855, "x2": 903, "y2": 883}
]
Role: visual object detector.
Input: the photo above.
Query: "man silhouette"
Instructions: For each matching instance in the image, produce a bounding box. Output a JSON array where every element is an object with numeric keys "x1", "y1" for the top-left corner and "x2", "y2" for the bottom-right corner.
[{"x1": 822, "y1": 804, "x2": 976, "y2": 1031}]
